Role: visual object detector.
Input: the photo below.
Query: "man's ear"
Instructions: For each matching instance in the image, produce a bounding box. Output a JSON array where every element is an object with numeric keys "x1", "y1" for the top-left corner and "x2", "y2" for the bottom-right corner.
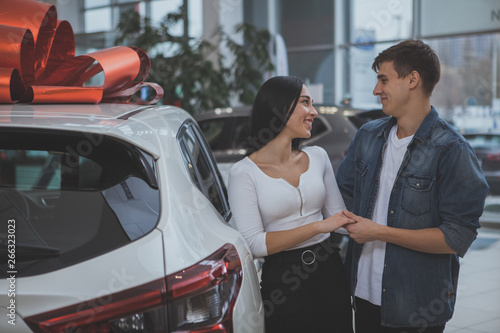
[{"x1": 408, "y1": 70, "x2": 420, "y2": 89}]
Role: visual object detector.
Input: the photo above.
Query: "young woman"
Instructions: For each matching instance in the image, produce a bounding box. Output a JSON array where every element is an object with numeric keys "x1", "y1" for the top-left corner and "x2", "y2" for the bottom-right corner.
[{"x1": 228, "y1": 76, "x2": 354, "y2": 332}]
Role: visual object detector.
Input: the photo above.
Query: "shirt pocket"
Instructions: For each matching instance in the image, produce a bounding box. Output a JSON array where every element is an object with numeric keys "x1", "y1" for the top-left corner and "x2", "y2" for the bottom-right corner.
[{"x1": 401, "y1": 175, "x2": 433, "y2": 216}]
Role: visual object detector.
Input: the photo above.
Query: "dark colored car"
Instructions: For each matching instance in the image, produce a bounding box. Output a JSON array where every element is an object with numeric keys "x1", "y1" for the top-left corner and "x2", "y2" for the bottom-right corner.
[
  {"x1": 463, "y1": 132, "x2": 500, "y2": 195},
  {"x1": 195, "y1": 105, "x2": 386, "y2": 172}
]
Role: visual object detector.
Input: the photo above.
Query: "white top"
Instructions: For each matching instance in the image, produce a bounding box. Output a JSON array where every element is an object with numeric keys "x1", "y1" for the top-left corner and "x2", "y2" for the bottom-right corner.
[
  {"x1": 355, "y1": 125, "x2": 413, "y2": 305},
  {"x1": 227, "y1": 146, "x2": 346, "y2": 258}
]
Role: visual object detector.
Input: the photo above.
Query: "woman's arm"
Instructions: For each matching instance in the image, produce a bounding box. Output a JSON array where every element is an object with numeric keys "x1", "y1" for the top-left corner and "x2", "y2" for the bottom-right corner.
[
  {"x1": 228, "y1": 160, "x2": 355, "y2": 257},
  {"x1": 228, "y1": 163, "x2": 268, "y2": 257},
  {"x1": 265, "y1": 211, "x2": 354, "y2": 255}
]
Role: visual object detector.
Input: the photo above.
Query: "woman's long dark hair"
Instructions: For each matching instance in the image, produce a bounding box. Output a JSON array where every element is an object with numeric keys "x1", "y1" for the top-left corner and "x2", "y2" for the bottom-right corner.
[{"x1": 246, "y1": 76, "x2": 304, "y2": 154}]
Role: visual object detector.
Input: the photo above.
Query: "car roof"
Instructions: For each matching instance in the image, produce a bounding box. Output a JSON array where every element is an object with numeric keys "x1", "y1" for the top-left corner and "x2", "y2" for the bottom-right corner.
[
  {"x1": 194, "y1": 106, "x2": 251, "y2": 121},
  {"x1": 0, "y1": 103, "x2": 152, "y2": 122},
  {"x1": 0, "y1": 103, "x2": 191, "y2": 158}
]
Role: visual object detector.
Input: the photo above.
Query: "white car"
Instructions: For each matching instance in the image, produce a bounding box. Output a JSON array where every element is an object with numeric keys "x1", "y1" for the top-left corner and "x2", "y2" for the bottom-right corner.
[{"x1": 0, "y1": 103, "x2": 264, "y2": 333}]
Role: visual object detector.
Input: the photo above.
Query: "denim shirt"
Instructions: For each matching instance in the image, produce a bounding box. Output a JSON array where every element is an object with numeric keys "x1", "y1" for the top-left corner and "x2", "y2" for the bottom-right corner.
[{"x1": 336, "y1": 107, "x2": 489, "y2": 328}]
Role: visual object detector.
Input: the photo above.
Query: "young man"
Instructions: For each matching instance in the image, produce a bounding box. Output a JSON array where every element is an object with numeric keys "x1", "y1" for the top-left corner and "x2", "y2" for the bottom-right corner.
[{"x1": 336, "y1": 39, "x2": 489, "y2": 333}]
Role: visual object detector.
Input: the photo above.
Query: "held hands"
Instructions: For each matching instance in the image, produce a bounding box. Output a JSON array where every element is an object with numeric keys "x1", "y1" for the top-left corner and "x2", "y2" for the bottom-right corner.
[
  {"x1": 318, "y1": 211, "x2": 356, "y2": 234},
  {"x1": 342, "y1": 209, "x2": 382, "y2": 243}
]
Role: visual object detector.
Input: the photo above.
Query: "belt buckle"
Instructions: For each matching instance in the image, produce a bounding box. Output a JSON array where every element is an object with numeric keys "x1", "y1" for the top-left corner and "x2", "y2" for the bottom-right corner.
[{"x1": 301, "y1": 249, "x2": 315, "y2": 265}]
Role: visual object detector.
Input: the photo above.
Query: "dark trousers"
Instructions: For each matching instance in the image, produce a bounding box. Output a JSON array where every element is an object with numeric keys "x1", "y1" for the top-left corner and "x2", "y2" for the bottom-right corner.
[
  {"x1": 261, "y1": 235, "x2": 353, "y2": 333},
  {"x1": 354, "y1": 297, "x2": 445, "y2": 333}
]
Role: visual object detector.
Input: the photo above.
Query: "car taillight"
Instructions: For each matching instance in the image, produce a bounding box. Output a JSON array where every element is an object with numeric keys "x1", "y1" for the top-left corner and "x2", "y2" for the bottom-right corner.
[
  {"x1": 25, "y1": 244, "x2": 242, "y2": 333},
  {"x1": 486, "y1": 153, "x2": 500, "y2": 161},
  {"x1": 166, "y1": 244, "x2": 242, "y2": 332}
]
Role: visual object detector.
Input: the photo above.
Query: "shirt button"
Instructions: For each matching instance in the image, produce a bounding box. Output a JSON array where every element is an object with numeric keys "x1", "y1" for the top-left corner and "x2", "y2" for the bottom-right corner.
[
  {"x1": 383, "y1": 288, "x2": 387, "y2": 293},
  {"x1": 416, "y1": 183, "x2": 420, "y2": 187},
  {"x1": 390, "y1": 210, "x2": 394, "y2": 214}
]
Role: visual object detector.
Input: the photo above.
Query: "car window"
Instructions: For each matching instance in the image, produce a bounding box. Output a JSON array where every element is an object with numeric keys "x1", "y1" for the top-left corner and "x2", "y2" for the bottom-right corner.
[
  {"x1": 346, "y1": 109, "x2": 387, "y2": 129},
  {"x1": 0, "y1": 129, "x2": 160, "y2": 278},
  {"x1": 198, "y1": 118, "x2": 227, "y2": 149},
  {"x1": 464, "y1": 134, "x2": 500, "y2": 149},
  {"x1": 198, "y1": 117, "x2": 250, "y2": 151},
  {"x1": 199, "y1": 115, "x2": 331, "y2": 150},
  {"x1": 178, "y1": 121, "x2": 231, "y2": 221},
  {"x1": 310, "y1": 116, "x2": 328, "y2": 138}
]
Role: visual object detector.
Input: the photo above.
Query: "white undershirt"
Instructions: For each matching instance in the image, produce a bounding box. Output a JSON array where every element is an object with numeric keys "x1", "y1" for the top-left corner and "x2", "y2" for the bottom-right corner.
[{"x1": 355, "y1": 125, "x2": 413, "y2": 305}]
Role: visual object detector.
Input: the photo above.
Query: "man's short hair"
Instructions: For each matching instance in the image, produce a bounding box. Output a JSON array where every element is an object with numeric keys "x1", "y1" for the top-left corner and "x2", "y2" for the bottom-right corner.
[{"x1": 372, "y1": 39, "x2": 440, "y2": 97}]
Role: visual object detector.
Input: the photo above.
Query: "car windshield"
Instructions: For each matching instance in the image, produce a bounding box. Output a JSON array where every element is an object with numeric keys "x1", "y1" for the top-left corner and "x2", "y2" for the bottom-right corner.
[{"x1": 0, "y1": 129, "x2": 160, "y2": 277}]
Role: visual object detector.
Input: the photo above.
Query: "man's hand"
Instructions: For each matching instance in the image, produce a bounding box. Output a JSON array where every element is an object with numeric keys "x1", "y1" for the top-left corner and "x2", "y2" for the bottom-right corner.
[
  {"x1": 341, "y1": 209, "x2": 457, "y2": 254},
  {"x1": 342, "y1": 209, "x2": 383, "y2": 243}
]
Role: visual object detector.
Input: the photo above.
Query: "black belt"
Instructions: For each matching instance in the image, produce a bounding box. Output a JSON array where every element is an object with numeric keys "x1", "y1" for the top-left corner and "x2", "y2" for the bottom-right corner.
[{"x1": 264, "y1": 233, "x2": 340, "y2": 266}]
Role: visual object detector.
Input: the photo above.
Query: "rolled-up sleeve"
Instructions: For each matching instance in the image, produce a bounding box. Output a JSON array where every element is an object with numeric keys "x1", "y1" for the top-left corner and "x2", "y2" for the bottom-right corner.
[
  {"x1": 439, "y1": 222, "x2": 478, "y2": 257},
  {"x1": 228, "y1": 162, "x2": 268, "y2": 258},
  {"x1": 438, "y1": 142, "x2": 489, "y2": 257}
]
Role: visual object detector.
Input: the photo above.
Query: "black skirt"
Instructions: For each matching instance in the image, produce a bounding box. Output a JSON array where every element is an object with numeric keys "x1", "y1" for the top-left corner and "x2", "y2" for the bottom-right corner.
[{"x1": 260, "y1": 234, "x2": 353, "y2": 333}]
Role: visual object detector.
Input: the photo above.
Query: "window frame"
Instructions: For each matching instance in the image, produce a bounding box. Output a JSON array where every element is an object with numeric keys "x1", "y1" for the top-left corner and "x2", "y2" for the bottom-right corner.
[{"x1": 177, "y1": 120, "x2": 231, "y2": 223}]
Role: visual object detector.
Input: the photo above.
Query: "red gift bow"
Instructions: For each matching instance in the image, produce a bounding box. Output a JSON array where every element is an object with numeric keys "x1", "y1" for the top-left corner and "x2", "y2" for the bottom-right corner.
[{"x1": 0, "y1": 0, "x2": 163, "y2": 104}]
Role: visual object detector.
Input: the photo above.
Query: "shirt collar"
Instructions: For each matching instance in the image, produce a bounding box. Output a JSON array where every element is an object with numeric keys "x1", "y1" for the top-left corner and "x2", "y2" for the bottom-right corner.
[{"x1": 378, "y1": 106, "x2": 438, "y2": 143}]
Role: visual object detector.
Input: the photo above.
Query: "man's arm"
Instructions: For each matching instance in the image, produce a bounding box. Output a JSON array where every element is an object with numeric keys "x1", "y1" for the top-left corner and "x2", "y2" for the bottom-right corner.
[{"x1": 343, "y1": 210, "x2": 455, "y2": 254}]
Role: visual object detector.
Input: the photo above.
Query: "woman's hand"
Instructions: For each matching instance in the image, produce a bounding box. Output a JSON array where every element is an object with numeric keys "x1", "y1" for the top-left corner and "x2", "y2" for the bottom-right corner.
[
  {"x1": 317, "y1": 211, "x2": 356, "y2": 234},
  {"x1": 341, "y1": 209, "x2": 383, "y2": 243}
]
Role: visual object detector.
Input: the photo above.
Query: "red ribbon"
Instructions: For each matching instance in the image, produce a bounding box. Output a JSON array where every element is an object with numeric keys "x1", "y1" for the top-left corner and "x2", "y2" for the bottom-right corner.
[{"x1": 0, "y1": 0, "x2": 163, "y2": 104}]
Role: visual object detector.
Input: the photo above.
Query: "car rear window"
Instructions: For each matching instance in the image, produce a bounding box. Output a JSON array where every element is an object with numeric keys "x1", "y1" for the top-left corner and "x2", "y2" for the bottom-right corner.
[
  {"x1": 346, "y1": 109, "x2": 387, "y2": 129},
  {"x1": 0, "y1": 129, "x2": 160, "y2": 277}
]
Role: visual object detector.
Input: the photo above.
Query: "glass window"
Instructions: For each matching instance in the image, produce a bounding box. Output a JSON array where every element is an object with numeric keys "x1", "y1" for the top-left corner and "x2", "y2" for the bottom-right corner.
[
  {"x1": 420, "y1": 0, "x2": 500, "y2": 38},
  {"x1": 151, "y1": 0, "x2": 183, "y2": 32},
  {"x1": 178, "y1": 122, "x2": 230, "y2": 220},
  {"x1": 82, "y1": 0, "x2": 203, "y2": 50},
  {"x1": 350, "y1": 0, "x2": 413, "y2": 43},
  {"x1": 188, "y1": 0, "x2": 203, "y2": 38},
  {"x1": 149, "y1": 0, "x2": 202, "y2": 38},
  {"x1": 84, "y1": 7, "x2": 112, "y2": 33},
  {"x1": 0, "y1": 130, "x2": 160, "y2": 278},
  {"x1": 427, "y1": 34, "x2": 500, "y2": 131},
  {"x1": 348, "y1": 42, "x2": 392, "y2": 109},
  {"x1": 117, "y1": 2, "x2": 140, "y2": 21},
  {"x1": 244, "y1": 0, "x2": 268, "y2": 30},
  {"x1": 288, "y1": 50, "x2": 335, "y2": 104},
  {"x1": 279, "y1": 0, "x2": 333, "y2": 48},
  {"x1": 198, "y1": 117, "x2": 249, "y2": 151},
  {"x1": 84, "y1": 0, "x2": 110, "y2": 9},
  {"x1": 179, "y1": 125, "x2": 203, "y2": 190}
]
